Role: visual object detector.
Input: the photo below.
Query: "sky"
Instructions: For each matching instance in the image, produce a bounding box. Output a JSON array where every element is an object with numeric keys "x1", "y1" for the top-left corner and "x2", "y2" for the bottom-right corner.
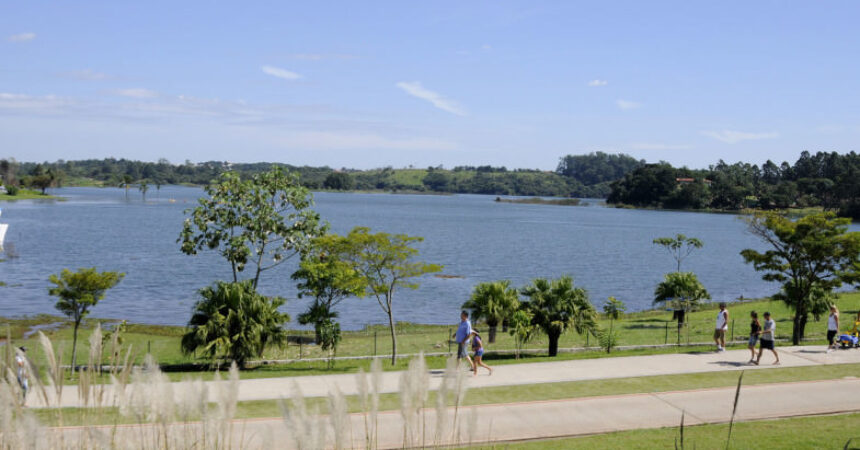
[{"x1": 2, "y1": 1, "x2": 860, "y2": 170}]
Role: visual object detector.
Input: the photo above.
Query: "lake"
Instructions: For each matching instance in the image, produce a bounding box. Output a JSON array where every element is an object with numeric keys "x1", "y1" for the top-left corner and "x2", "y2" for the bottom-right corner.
[{"x1": 2, "y1": 187, "x2": 853, "y2": 329}]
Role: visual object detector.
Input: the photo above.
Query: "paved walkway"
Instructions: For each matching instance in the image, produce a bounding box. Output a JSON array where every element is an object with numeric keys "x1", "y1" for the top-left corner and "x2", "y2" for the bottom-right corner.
[
  {"x1": 54, "y1": 377, "x2": 860, "y2": 448},
  {"x1": 32, "y1": 345, "x2": 860, "y2": 408}
]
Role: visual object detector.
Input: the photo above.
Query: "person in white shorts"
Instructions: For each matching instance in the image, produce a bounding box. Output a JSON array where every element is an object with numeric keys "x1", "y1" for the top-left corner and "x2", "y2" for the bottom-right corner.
[{"x1": 714, "y1": 302, "x2": 729, "y2": 352}]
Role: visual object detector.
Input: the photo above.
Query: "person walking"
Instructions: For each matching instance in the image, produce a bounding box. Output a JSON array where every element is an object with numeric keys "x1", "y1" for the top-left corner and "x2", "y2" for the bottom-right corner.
[
  {"x1": 469, "y1": 331, "x2": 493, "y2": 376},
  {"x1": 453, "y1": 310, "x2": 473, "y2": 371},
  {"x1": 15, "y1": 346, "x2": 29, "y2": 406},
  {"x1": 714, "y1": 302, "x2": 729, "y2": 352},
  {"x1": 826, "y1": 305, "x2": 839, "y2": 353},
  {"x1": 754, "y1": 312, "x2": 779, "y2": 365},
  {"x1": 747, "y1": 311, "x2": 761, "y2": 363}
]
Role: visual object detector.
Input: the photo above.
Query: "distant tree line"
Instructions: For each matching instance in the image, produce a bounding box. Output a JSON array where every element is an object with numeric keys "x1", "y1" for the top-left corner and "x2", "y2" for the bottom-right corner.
[
  {"x1": 1, "y1": 152, "x2": 645, "y2": 198},
  {"x1": 607, "y1": 151, "x2": 860, "y2": 219}
]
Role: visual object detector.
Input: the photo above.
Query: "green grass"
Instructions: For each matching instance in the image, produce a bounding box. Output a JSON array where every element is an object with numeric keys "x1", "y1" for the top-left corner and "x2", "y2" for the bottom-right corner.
[
  {"x1": 30, "y1": 362, "x2": 860, "y2": 427},
  {"x1": 4, "y1": 291, "x2": 858, "y2": 381},
  {"x1": 0, "y1": 188, "x2": 60, "y2": 201},
  {"x1": 492, "y1": 412, "x2": 860, "y2": 449}
]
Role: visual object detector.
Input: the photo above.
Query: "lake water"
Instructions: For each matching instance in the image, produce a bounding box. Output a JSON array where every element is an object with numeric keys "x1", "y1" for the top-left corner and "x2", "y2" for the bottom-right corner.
[{"x1": 2, "y1": 187, "x2": 854, "y2": 329}]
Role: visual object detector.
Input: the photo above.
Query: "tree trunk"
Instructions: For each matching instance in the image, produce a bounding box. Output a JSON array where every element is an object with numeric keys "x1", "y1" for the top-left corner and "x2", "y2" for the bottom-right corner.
[
  {"x1": 792, "y1": 311, "x2": 802, "y2": 346},
  {"x1": 388, "y1": 309, "x2": 397, "y2": 366},
  {"x1": 488, "y1": 325, "x2": 497, "y2": 344},
  {"x1": 71, "y1": 320, "x2": 80, "y2": 373},
  {"x1": 548, "y1": 330, "x2": 561, "y2": 357}
]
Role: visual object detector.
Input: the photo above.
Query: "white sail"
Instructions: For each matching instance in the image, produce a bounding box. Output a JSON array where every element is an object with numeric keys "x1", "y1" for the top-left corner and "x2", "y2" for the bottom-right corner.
[{"x1": 0, "y1": 223, "x2": 7, "y2": 249}]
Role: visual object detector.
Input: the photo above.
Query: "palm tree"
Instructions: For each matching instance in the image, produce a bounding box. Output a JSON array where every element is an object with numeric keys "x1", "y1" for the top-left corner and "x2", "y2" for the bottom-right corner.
[
  {"x1": 462, "y1": 280, "x2": 520, "y2": 343},
  {"x1": 653, "y1": 272, "x2": 711, "y2": 328},
  {"x1": 181, "y1": 280, "x2": 289, "y2": 368},
  {"x1": 521, "y1": 276, "x2": 598, "y2": 357}
]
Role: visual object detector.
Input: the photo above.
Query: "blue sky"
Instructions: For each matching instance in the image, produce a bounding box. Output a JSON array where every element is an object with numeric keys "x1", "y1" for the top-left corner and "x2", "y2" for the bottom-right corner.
[{"x1": 2, "y1": 1, "x2": 859, "y2": 170}]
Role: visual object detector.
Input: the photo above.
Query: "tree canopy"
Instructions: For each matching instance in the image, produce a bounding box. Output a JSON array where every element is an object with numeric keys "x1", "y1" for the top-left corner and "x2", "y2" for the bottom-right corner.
[
  {"x1": 740, "y1": 212, "x2": 860, "y2": 344},
  {"x1": 521, "y1": 276, "x2": 598, "y2": 357},
  {"x1": 48, "y1": 267, "x2": 124, "y2": 370},
  {"x1": 462, "y1": 280, "x2": 520, "y2": 343},
  {"x1": 179, "y1": 167, "x2": 325, "y2": 288},
  {"x1": 181, "y1": 280, "x2": 289, "y2": 368}
]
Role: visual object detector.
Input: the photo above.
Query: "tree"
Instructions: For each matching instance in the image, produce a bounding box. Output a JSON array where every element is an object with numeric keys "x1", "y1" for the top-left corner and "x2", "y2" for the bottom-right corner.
[
  {"x1": 121, "y1": 174, "x2": 133, "y2": 200},
  {"x1": 508, "y1": 309, "x2": 536, "y2": 359},
  {"x1": 48, "y1": 268, "x2": 124, "y2": 370},
  {"x1": 653, "y1": 272, "x2": 711, "y2": 328},
  {"x1": 179, "y1": 167, "x2": 325, "y2": 289},
  {"x1": 181, "y1": 280, "x2": 289, "y2": 368},
  {"x1": 138, "y1": 181, "x2": 148, "y2": 201},
  {"x1": 461, "y1": 280, "x2": 520, "y2": 343},
  {"x1": 653, "y1": 234, "x2": 703, "y2": 272},
  {"x1": 600, "y1": 297, "x2": 626, "y2": 354},
  {"x1": 741, "y1": 212, "x2": 860, "y2": 344},
  {"x1": 521, "y1": 276, "x2": 598, "y2": 357},
  {"x1": 291, "y1": 234, "x2": 366, "y2": 343},
  {"x1": 318, "y1": 319, "x2": 342, "y2": 368},
  {"x1": 339, "y1": 226, "x2": 442, "y2": 365},
  {"x1": 323, "y1": 172, "x2": 354, "y2": 190}
]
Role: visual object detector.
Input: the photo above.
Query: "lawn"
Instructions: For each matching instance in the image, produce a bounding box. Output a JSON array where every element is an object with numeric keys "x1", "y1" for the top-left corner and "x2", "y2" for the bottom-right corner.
[
  {"x1": 3, "y1": 291, "x2": 858, "y2": 380},
  {"x1": 0, "y1": 188, "x2": 59, "y2": 201},
  {"x1": 494, "y1": 412, "x2": 860, "y2": 449}
]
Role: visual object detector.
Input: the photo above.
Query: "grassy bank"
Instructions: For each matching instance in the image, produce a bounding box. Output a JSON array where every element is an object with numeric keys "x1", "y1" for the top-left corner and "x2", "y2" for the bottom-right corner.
[
  {"x1": 3, "y1": 291, "x2": 858, "y2": 379},
  {"x1": 494, "y1": 197, "x2": 582, "y2": 206},
  {"x1": 0, "y1": 188, "x2": 60, "y2": 201}
]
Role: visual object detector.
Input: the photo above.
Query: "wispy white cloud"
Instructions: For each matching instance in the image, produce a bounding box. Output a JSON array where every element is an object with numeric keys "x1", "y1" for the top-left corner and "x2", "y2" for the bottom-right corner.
[
  {"x1": 588, "y1": 79, "x2": 608, "y2": 87},
  {"x1": 61, "y1": 69, "x2": 112, "y2": 81},
  {"x1": 631, "y1": 143, "x2": 691, "y2": 150},
  {"x1": 616, "y1": 99, "x2": 641, "y2": 110},
  {"x1": 261, "y1": 65, "x2": 301, "y2": 80},
  {"x1": 7, "y1": 32, "x2": 36, "y2": 42},
  {"x1": 0, "y1": 92, "x2": 69, "y2": 113},
  {"x1": 481, "y1": 44, "x2": 492, "y2": 50},
  {"x1": 395, "y1": 81, "x2": 466, "y2": 116},
  {"x1": 112, "y1": 88, "x2": 159, "y2": 99},
  {"x1": 701, "y1": 130, "x2": 778, "y2": 144}
]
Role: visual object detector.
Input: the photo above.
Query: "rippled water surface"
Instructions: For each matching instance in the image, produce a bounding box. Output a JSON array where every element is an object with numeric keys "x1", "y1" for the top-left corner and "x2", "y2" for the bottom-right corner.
[{"x1": 2, "y1": 187, "x2": 853, "y2": 329}]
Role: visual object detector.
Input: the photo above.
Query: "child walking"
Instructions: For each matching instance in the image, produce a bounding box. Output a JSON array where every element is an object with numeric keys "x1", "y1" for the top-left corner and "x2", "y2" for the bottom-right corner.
[{"x1": 470, "y1": 331, "x2": 493, "y2": 376}]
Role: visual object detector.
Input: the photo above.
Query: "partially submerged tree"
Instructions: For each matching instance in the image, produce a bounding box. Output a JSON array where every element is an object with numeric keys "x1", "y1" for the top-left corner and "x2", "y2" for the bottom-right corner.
[
  {"x1": 292, "y1": 234, "x2": 366, "y2": 343},
  {"x1": 48, "y1": 267, "x2": 124, "y2": 370},
  {"x1": 521, "y1": 276, "x2": 598, "y2": 357},
  {"x1": 462, "y1": 280, "x2": 520, "y2": 343},
  {"x1": 179, "y1": 167, "x2": 325, "y2": 289},
  {"x1": 653, "y1": 234, "x2": 703, "y2": 272},
  {"x1": 653, "y1": 272, "x2": 711, "y2": 328},
  {"x1": 340, "y1": 227, "x2": 441, "y2": 365},
  {"x1": 741, "y1": 212, "x2": 860, "y2": 344},
  {"x1": 181, "y1": 280, "x2": 289, "y2": 368}
]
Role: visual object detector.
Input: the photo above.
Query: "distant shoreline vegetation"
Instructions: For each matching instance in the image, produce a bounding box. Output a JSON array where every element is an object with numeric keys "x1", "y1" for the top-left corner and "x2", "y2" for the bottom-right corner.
[
  {"x1": 2, "y1": 150, "x2": 859, "y2": 219},
  {"x1": 494, "y1": 196, "x2": 582, "y2": 206}
]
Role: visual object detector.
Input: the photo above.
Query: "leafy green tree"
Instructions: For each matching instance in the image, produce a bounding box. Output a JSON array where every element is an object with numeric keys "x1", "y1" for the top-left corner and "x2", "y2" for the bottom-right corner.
[
  {"x1": 339, "y1": 226, "x2": 442, "y2": 364},
  {"x1": 602, "y1": 296, "x2": 626, "y2": 320},
  {"x1": 121, "y1": 174, "x2": 133, "y2": 200},
  {"x1": 653, "y1": 234, "x2": 704, "y2": 272},
  {"x1": 461, "y1": 280, "x2": 520, "y2": 343},
  {"x1": 318, "y1": 319, "x2": 342, "y2": 368},
  {"x1": 323, "y1": 172, "x2": 354, "y2": 190},
  {"x1": 521, "y1": 276, "x2": 598, "y2": 357},
  {"x1": 48, "y1": 268, "x2": 124, "y2": 370},
  {"x1": 291, "y1": 233, "x2": 367, "y2": 342},
  {"x1": 653, "y1": 272, "x2": 711, "y2": 328},
  {"x1": 181, "y1": 280, "x2": 289, "y2": 368},
  {"x1": 179, "y1": 167, "x2": 324, "y2": 289},
  {"x1": 508, "y1": 309, "x2": 536, "y2": 359},
  {"x1": 741, "y1": 212, "x2": 860, "y2": 344}
]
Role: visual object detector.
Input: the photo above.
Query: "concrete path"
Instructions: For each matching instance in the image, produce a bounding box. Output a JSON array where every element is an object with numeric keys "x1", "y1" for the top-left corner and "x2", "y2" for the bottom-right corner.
[
  {"x1": 29, "y1": 345, "x2": 860, "y2": 408},
  {"x1": 52, "y1": 378, "x2": 860, "y2": 449}
]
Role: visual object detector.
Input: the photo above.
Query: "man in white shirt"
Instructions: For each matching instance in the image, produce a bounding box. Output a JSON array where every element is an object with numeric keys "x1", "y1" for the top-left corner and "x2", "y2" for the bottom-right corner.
[
  {"x1": 754, "y1": 312, "x2": 779, "y2": 365},
  {"x1": 714, "y1": 302, "x2": 729, "y2": 352}
]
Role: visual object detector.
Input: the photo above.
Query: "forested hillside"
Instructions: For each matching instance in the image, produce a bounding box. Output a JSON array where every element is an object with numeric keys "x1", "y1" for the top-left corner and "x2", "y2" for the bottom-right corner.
[
  {"x1": 0, "y1": 152, "x2": 642, "y2": 198},
  {"x1": 607, "y1": 151, "x2": 860, "y2": 219}
]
